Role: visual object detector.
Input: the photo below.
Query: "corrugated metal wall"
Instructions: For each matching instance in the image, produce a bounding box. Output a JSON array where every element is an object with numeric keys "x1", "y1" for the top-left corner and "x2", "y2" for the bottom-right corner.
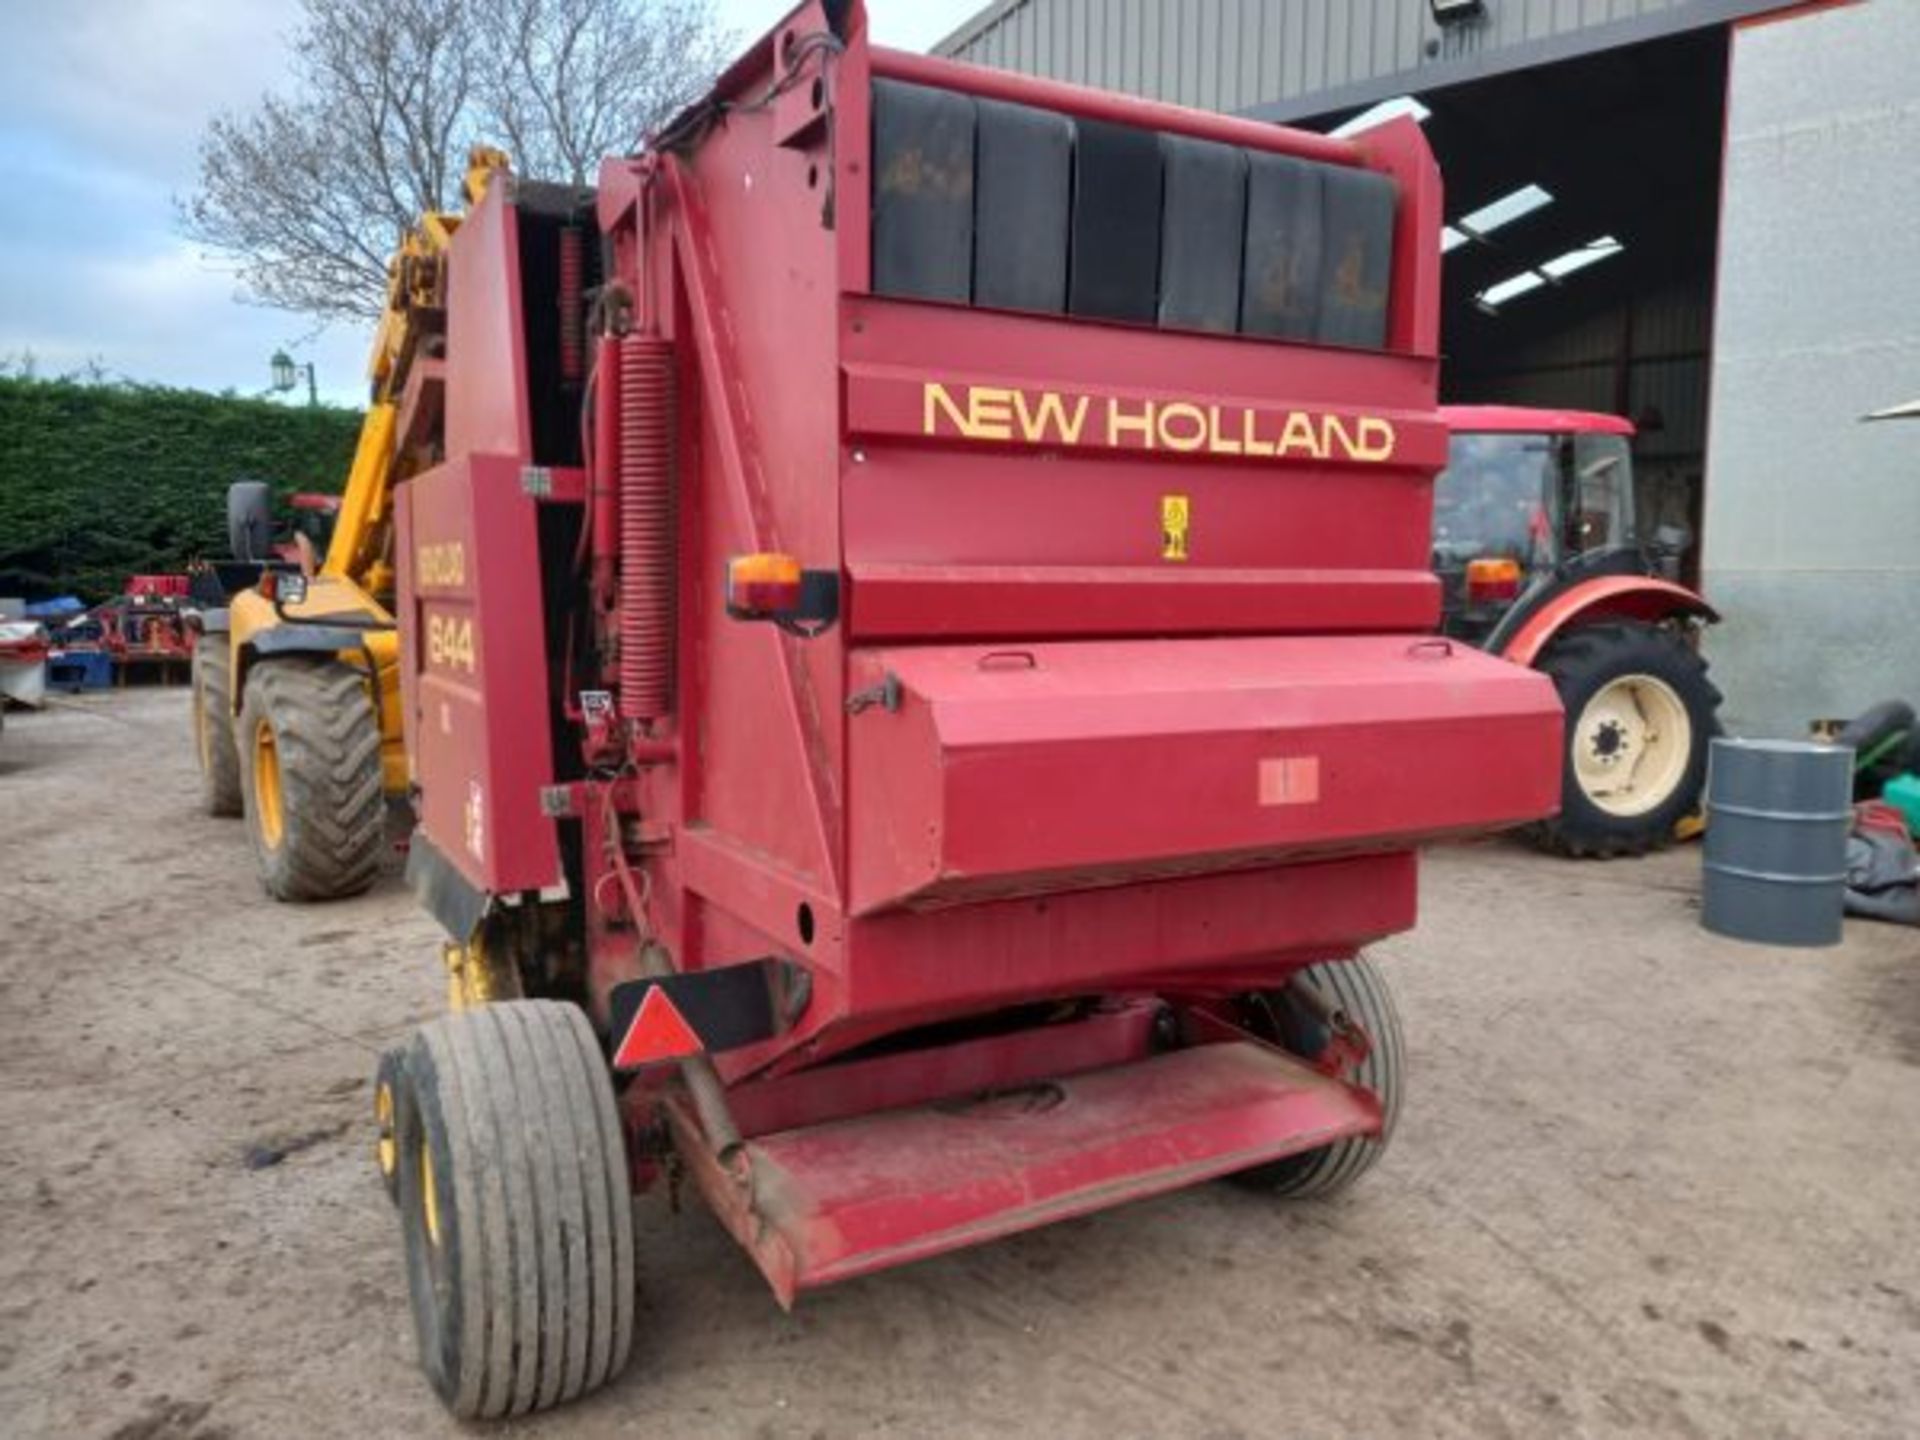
[
  {"x1": 1448, "y1": 280, "x2": 1713, "y2": 541},
  {"x1": 937, "y1": 0, "x2": 1702, "y2": 113}
]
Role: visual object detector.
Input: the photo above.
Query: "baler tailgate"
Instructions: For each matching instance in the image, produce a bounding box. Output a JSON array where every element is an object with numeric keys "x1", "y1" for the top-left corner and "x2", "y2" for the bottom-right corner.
[{"x1": 676, "y1": 1042, "x2": 1376, "y2": 1305}]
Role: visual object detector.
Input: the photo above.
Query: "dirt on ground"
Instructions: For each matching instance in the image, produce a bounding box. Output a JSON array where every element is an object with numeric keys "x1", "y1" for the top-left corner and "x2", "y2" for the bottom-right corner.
[{"x1": 3, "y1": 688, "x2": 1919, "y2": 1439}]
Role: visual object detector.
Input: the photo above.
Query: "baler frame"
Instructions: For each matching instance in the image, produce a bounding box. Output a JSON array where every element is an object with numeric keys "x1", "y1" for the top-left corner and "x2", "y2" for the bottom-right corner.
[{"x1": 372, "y1": 2, "x2": 1563, "y2": 1419}]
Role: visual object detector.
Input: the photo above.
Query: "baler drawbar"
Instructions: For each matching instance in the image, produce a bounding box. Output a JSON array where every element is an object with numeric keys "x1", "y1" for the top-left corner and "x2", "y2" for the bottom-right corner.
[{"x1": 371, "y1": 1, "x2": 1563, "y2": 1418}]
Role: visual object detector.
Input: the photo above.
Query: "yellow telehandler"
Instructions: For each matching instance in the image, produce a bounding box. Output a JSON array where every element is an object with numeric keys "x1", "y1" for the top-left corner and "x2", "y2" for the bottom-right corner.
[{"x1": 190, "y1": 148, "x2": 509, "y2": 900}]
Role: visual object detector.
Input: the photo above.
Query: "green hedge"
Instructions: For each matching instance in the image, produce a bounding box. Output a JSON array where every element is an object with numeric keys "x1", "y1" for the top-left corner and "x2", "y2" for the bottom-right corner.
[{"x1": 0, "y1": 377, "x2": 363, "y2": 602}]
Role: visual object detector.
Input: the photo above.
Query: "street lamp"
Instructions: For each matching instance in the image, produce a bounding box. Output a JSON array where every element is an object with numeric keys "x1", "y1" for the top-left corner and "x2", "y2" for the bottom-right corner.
[{"x1": 269, "y1": 349, "x2": 318, "y2": 407}]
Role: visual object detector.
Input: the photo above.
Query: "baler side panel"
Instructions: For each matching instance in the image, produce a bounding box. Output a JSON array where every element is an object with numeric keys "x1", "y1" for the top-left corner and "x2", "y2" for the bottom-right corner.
[
  {"x1": 404, "y1": 453, "x2": 562, "y2": 894},
  {"x1": 616, "y1": 24, "x2": 854, "y2": 983},
  {"x1": 444, "y1": 183, "x2": 532, "y2": 463}
]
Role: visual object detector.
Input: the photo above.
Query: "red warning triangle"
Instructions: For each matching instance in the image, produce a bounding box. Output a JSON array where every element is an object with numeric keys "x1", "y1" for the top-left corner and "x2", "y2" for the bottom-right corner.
[{"x1": 612, "y1": 985, "x2": 703, "y2": 1070}]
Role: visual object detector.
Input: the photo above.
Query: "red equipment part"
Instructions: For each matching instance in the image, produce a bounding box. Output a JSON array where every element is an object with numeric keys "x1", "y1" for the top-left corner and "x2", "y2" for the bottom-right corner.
[
  {"x1": 390, "y1": 0, "x2": 1562, "y2": 1337},
  {"x1": 1440, "y1": 404, "x2": 1635, "y2": 438},
  {"x1": 1501, "y1": 573, "x2": 1720, "y2": 668},
  {"x1": 125, "y1": 574, "x2": 190, "y2": 598},
  {"x1": 671, "y1": 1031, "x2": 1376, "y2": 1306}
]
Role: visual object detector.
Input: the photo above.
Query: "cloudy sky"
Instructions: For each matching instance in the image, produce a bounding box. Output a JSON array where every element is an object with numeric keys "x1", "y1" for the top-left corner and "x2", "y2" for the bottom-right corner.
[{"x1": 0, "y1": 0, "x2": 981, "y2": 406}]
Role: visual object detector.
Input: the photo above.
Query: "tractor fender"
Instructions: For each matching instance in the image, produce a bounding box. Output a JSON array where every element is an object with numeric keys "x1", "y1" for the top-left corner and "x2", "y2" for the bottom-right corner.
[{"x1": 1499, "y1": 576, "x2": 1718, "y2": 669}]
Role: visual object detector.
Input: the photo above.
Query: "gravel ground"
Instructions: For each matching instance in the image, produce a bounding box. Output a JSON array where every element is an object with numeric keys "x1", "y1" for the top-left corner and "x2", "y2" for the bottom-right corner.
[{"x1": 3, "y1": 688, "x2": 1919, "y2": 1440}]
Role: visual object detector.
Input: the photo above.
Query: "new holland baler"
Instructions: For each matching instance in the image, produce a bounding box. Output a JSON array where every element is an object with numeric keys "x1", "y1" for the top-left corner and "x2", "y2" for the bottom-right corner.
[{"x1": 373, "y1": 2, "x2": 1562, "y2": 1418}]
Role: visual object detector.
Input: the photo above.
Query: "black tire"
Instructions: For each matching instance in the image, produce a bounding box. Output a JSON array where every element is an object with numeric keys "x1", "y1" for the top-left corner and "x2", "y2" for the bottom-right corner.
[
  {"x1": 1835, "y1": 700, "x2": 1914, "y2": 757},
  {"x1": 1532, "y1": 622, "x2": 1721, "y2": 858},
  {"x1": 1232, "y1": 955, "x2": 1405, "y2": 1198},
  {"x1": 1836, "y1": 701, "x2": 1913, "y2": 796},
  {"x1": 237, "y1": 658, "x2": 384, "y2": 901},
  {"x1": 393, "y1": 1001, "x2": 636, "y2": 1420},
  {"x1": 191, "y1": 636, "x2": 242, "y2": 817},
  {"x1": 227, "y1": 480, "x2": 273, "y2": 562}
]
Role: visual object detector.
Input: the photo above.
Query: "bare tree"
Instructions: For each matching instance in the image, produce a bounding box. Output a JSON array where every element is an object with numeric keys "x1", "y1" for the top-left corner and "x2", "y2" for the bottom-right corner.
[{"x1": 182, "y1": 0, "x2": 730, "y2": 321}]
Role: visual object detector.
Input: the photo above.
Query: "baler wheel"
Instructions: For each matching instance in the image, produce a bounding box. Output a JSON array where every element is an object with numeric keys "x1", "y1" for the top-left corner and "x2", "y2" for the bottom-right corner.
[
  {"x1": 392, "y1": 1001, "x2": 636, "y2": 1420},
  {"x1": 191, "y1": 637, "x2": 242, "y2": 817},
  {"x1": 1531, "y1": 622, "x2": 1721, "y2": 858},
  {"x1": 237, "y1": 659, "x2": 384, "y2": 901},
  {"x1": 1232, "y1": 955, "x2": 1404, "y2": 1198},
  {"x1": 375, "y1": 1047, "x2": 407, "y2": 1205}
]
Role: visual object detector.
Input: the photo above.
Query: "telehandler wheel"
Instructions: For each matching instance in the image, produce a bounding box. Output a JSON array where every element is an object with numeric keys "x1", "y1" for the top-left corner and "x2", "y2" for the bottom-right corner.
[
  {"x1": 393, "y1": 1001, "x2": 636, "y2": 1420},
  {"x1": 1232, "y1": 954, "x2": 1405, "y2": 1199},
  {"x1": 191, "y1": 637, "x2": 242, "y2": 818},
  {"x1": 237, "y1": 658, "x2": 384, "y2": 901},
  {"x1": 1531, "y1": 622, "x2": 1722, "y2": 858}
]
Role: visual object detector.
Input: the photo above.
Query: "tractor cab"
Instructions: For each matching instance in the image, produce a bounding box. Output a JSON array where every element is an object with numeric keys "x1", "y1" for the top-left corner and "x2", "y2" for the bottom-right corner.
[{"x1": 1434, "y1": 407, "x2": 1650, "y2": 644}]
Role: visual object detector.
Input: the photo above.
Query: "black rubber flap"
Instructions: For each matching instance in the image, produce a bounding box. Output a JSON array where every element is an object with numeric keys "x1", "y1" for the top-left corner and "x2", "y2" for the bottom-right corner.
[
  {"x1": 1240, "y1": 151, "x2": 1323, "y2": 339},
  {"x1": 1068, "y1": 118, "x2": 1162, "y2": 323},
  {"x1": 872, "y1": 79, "x2": 975, "y2": 303},
  {"x1": 974, "y1": 98, "x2": 1072, "y2": 314},
  {"x1": 1316, "y1": 166, "x2": 1397, "y2": 348},
  {"x1": 1158, "y1": 135, "x2": 1247, "y2": 334}
]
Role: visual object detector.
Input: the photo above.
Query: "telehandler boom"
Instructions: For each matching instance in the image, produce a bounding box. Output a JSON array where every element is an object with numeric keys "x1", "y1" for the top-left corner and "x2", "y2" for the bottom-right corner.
[{"x1": 190, "y1": 149, "x2": 511, "y2": 900}]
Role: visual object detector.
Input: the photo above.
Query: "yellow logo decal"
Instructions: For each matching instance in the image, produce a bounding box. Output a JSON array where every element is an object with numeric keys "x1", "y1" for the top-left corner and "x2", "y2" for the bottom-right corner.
[
  {"x1": 1161, "y1": 494, "x2": 1191, "y2": 562},
  {"x1": 922, "y1": 382, "x2": 1396, "y2": 463},
  {"x1": 417, "y1": 542, "x2": 466, "y2": 588},
  {"x1": 427, "y1": 614, "x2": 476, "y2": 673}
]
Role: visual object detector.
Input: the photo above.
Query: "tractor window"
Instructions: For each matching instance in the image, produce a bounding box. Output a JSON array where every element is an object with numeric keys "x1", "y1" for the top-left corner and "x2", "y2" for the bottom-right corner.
[
  {"x1": 1432, "y1": 433, "x2": 1559, "y2": 572},
  {"x1": 1570, "y1": 433, "x2": 1634, "y2": 553}
]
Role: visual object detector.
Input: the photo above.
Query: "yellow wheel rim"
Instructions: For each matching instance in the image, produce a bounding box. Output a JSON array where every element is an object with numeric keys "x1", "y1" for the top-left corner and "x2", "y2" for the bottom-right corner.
[
  {"x1": 253, "y1": 718, "x2": 285, "y2": 848},
  {"x1": 1572, "y1": 673, "x2": 1692, "y2": 818},
  {"x1": 375, "y1": 1082, "x2": 396, "y2": 1181},
  {"x1": 419, "y1": 1142, "x2": 442, "y2": 1248}
]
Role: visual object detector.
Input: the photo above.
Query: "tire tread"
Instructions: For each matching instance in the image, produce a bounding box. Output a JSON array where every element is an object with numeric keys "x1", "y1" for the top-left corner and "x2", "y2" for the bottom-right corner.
[
  {"x1": 398, "y1": 1001, "x2": 634, "y2": 1420},
  {"x1": 237, "y1": 658, "x2": 384, "y2": 900}
]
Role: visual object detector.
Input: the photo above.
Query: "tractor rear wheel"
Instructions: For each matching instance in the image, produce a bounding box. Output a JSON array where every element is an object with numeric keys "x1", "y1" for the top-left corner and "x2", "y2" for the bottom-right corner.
[
  {"x1": 238, "y1": 658, "x2": 384, "y2": 900},
  {"x1": 1232, "y1": 954, "x2": 1405, "y2": 1198},
  {"x1": 191, "y1": 636, "x2": 242, "y2": 817},
  {"x1": 392, "y1": 1001, "x2": 636, "y2": 1420},
  {"x1": 1533, "y1": 622, "x2": 1721, "y2": 858}
]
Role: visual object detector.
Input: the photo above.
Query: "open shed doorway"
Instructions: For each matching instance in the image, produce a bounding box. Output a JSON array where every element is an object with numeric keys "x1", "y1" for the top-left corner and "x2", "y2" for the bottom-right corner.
[{"x1": 1313, "y1": 28, "x2": 1731, "y2": 585}]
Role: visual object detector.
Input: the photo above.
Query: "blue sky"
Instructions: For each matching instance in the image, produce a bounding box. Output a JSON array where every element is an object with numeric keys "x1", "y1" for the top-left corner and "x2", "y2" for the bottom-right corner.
[{"x1": 0, "y1": 0, "x2": 981, "y2": 406}]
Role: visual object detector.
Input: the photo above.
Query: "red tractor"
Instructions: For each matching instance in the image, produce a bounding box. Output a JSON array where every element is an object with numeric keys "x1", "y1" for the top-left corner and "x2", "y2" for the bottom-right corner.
[{"x1": 1434, "y1": 406, "x2": 1722, "y2": 855}]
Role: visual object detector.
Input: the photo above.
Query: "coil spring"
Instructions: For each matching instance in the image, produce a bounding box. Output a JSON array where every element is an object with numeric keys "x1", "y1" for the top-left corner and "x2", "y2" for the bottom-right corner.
[
  {"x1": 557, "y1": 227, "x2": 585, "y2": 383},
  {"x1": 618, "y1": 334, "x2": 673, "y2": 720}
]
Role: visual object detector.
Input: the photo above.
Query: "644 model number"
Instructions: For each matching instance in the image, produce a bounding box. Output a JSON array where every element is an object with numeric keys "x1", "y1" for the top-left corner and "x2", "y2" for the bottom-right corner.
[{"x1": 427, "y1": 615, "x2": 476, "y2": 673}]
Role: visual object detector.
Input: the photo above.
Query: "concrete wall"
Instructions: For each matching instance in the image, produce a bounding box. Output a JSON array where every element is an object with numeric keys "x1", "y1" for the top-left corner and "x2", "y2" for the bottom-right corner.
[{"x1": 1702, "y1": 0, "x2": 1920, "y2": 738}]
